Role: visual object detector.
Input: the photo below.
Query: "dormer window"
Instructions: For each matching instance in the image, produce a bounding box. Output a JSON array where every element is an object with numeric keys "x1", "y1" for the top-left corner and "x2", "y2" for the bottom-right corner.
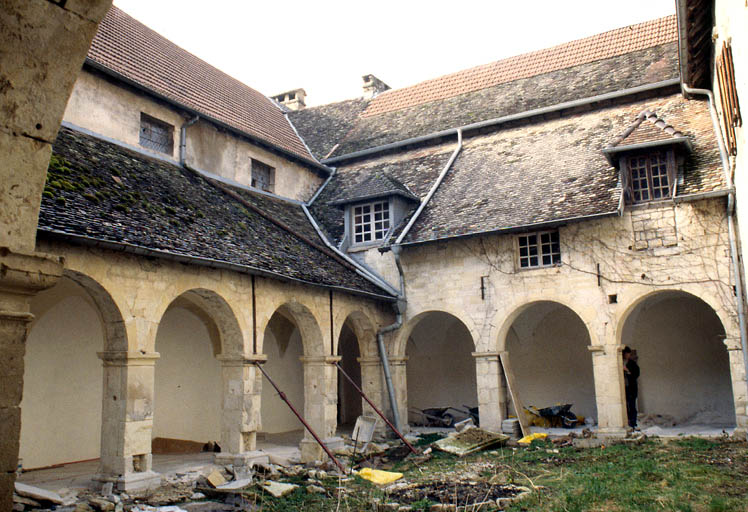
[
  {"x1": 251, "y1": 159, "x2": 275, "y2": 193},
  {"x1": 353, "y1": 200, "x2": 390, "y2": 244},
  {"x1": 139, "y1": 113, "x2": 173, "y2": 154},
  {"x1": 628, "y1": 152, "x2": 671, "y2": 203}
]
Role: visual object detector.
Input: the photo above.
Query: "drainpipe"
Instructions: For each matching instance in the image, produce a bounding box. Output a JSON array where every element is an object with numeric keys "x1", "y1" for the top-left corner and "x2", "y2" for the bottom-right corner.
[
  {"x1": 180, "y1": 115, "x2": 200, "y2": 166},
  {"x1": 682, "y1": 84, "x2": 748, "y2": 410},
  {"x1": 377, "y1": 244, "x2": 407, "y2": 431}
]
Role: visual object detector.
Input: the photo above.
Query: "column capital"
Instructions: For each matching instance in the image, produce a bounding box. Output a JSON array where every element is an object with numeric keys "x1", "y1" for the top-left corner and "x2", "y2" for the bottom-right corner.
[
  {"x1": 388, "y1": 356, "x2": 408, "y2": 365},
  {"x1": 217, "y1": 353, "x2": 267, "y2": 365},
  {"x1": 97, "y1": 351, "x2": 160, "y2": 366},
  {"x1": 723, "y1": 337, "x2": 743, "y2": 351},
  {"x1": 587, "y1": 345, "x2": 606, "y2": 353},
  {"x1": 300, "y1": 355, "x2": 342, "y2": 365},
  {"x1": 0, "y1": 249, "x2": 63, "y2": 297},
  {"x1": 472, "y1": 351, "x2": 501, "y2": 359}
]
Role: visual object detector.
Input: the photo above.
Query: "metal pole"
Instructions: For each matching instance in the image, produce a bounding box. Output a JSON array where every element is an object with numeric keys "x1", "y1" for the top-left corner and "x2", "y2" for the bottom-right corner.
[
  {"x1": 254, "y1": 363, "x2": 346, "y2": 473},
  {"x1": 333, "y1": 362, "x2": 417, "y2": 455}
]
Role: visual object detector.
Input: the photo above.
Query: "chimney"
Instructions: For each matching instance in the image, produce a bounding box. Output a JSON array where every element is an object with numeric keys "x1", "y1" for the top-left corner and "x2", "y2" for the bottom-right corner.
[
  {"x1": 271, "y1": 88, "x2": 306, "y2": 111},
  {"x1": 362, "y1": 75, "x2": 390, "y2": 99}
]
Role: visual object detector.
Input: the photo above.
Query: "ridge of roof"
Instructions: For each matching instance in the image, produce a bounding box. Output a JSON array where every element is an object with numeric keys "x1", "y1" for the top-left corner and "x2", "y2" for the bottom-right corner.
[
  {"x1": 362, "y1": 15, "x2": 677, "y2": 118},
  {"x1": 88, "y1": 6, "x2": 316, "y2": 164}
]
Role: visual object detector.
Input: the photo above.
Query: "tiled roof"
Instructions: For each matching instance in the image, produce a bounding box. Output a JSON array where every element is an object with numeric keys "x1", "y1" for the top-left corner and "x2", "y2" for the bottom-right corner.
[
  {"x1": 287, "y1": 98, "x2": 370, "y2": 160},
  {"x1": 88, "y1": 6, "x2": 314, "y2": 162},
  {"x1": 362, "y1": 16, "x2": 677, "y2": 118},
  {"x1": 329, "y1": 172, "x2": 418, "y2": 206},
  {"x1": 608, "y1": 110, "x2": 685, "y2": 147},
  {"x1": 327, "y1": 41, "x2": 680, "y2": 157},
  {"x1": 38, "y1": 127, "x2": 391, "y2": 299}
]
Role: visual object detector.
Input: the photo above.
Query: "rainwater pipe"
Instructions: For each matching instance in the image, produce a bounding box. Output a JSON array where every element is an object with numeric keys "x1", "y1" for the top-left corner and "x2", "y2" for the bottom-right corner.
[
  {"x1": 180, "y1": 115, "x2": 200, "y2": 166},
  {"x1": 681, "y1": 83, "x2": 748, "y2": 409}
]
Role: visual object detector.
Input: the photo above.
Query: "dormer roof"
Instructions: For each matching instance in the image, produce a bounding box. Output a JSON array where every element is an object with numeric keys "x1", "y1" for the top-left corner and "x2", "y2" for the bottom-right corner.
[
  {"x1": 329, "y1": 172, "x2": 418, "y2": 207},
  {"x1": 603, "y1": 110, "x2": 693, "y2": 164}
]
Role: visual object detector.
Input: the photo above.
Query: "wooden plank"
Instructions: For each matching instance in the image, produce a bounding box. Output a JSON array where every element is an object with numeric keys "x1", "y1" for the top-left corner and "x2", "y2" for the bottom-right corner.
[{"x1": 499, "y1": 352, "x2": 530, "y2": 438}]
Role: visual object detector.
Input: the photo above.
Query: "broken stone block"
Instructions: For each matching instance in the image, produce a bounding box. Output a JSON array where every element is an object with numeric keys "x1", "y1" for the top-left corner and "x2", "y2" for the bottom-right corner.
[
  {"x1": 217, "y1": 478, "x2": 252, "y2": 490},
  {"x1": 88, "y1": 497, "x2": 115, "y2": 511},
  {"x1": 205, "y1": 470, "x2": 226, "y2": 488},
  {"x1": 14, "y1": 482, "x2": 64, "y2": 505},
  {"x1": 261, "y1": 481, "x2": 299, "y2": 498},
  {"x1": 306, "y1": 484, "x2": 325, "y2": 494},
  {"x1": 13, "y1": 494, "x2": 41, "y2": 507}
]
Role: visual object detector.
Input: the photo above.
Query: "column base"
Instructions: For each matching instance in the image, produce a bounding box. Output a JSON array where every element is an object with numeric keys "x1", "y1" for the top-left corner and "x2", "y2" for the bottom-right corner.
[
  {"x1": 214, "y1": 451, "x2": 269, "y2": 467},
  {"x1": 299, "y1": 439, "x2": 323, "y2": 463},
  {"x1": 96, "y1": 471, "x2": 162, "y2": 492},
  {"x1": 596, "y1": 427, "x2": 628, "y2": 439}
]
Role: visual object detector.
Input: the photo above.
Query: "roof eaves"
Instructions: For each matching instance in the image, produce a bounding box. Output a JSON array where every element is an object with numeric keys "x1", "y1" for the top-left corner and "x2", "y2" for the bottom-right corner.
[
  {"x1": 602, "y1": 137, "x2": 693, "y2": 165},
  {"x1": 329, "y1": 190, "x2": 420, "y2": 207},
  {"x1": 85, "y1": 59, "x2": 333, "y2": 178}
]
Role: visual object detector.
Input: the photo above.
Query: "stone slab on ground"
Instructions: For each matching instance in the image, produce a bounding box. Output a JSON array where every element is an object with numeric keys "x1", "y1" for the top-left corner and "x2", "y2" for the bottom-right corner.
[
  {"x1": 433, "y1": 428, "x2": 509, "y2": 457},
  {"x1": 205, "y1": 470, "x2": 226, "y2": 488},
  {"x1": 14, "y1": 482, "x2": 64, "y2": 504},
  {"x1": 260, "y1": 481, "x2": 299, "y2": 498},
  {"x1": 216, "y1": 478, "x2": 252, "y2": 490}
]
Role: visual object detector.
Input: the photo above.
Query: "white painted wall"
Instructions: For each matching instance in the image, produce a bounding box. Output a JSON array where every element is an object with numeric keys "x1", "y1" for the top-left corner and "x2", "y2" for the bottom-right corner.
[
  {"x1": 261, "y1": 314, "x2": 304, "y2": 433},
  {"x1": 20, "y1": 279, "x2": 103, "y2": 469},
  {"x1": 153, "y1": 306, "x2": 222, "y2": 443},
  {"x1": 406, "y1": 313, "x2": 478, "y2": 414},
  {"x1": 621, "y1": 294, "x2": 734, "y2": 425},
  {"x1": 506, "y1": 302, "x2": 597, "y2": 420}
]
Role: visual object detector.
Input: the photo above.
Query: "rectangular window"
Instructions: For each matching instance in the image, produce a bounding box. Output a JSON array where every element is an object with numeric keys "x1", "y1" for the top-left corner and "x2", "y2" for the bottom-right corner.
[
  {"x1": 629, "y1": 153, "x2": 671, "y2": 203},
  {"x1": 716, "y1": 41, "x2": 742, "y2": 156},
  {"x1": 251, "y1": 159, "x2": 275, "y2": 192},
  {"x1": 518, "y1": 230, "x2": 560, "y2": 269},
  {"x1": 353, "y1": 201, "x2": 390, "y2": 244},
  {"x1": 139, "y1": 113, "x2": 173, "y2": 154}
]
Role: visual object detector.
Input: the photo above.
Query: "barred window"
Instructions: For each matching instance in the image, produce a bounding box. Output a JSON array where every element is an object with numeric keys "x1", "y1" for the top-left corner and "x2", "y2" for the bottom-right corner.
[
  {"x1": 139, "y1": 113, "x2": 173, "y2": 154},
  {"x1": 353, "y1": 201, "x2": 390, "y2": 244},
  {"x1": 251, "y1": 159, "x2": 275, "y2": 192},
  {"x1": 518, "y1": 230, "x2": 561, "y2": 269},
  {"x1": 629, "y1": 153, "x2": 671, "y2": 202}
]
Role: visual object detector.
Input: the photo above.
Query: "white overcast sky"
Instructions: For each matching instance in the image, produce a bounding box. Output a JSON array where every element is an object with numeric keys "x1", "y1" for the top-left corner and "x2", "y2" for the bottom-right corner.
[{"x1": 112, "y1": 1, "x2": 676, "y2": 107}]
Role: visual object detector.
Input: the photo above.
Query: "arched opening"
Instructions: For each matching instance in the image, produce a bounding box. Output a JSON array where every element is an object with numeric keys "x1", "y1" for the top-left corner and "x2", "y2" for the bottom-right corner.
[
  {"x1": 19, "y1": 272, "x2": 119, "y2": 469},
  {"x1": 260, "y1": 308, "x2": 305, "y2": 444},
  {"x1": 505, "y1": 301, "x2": 596, "y2": 424},
  {"x1": 152, "y1": 289, "x2": 236, "y2": 454},
  {"x1": 406, "y1": 312, "x2": 477, "y2": 426},
  {"x1": 620, "y1": 291, "x2": 735, "y2": 429},
  {"x1": 337, "y1": 319, "x2": 363, "y2": 427}
]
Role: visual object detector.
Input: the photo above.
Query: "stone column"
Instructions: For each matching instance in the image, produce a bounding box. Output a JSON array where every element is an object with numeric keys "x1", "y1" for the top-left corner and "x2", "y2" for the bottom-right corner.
[
  {"x1": 97, "y1": 351, "x2": 161, "y2": 492},
  {"x1": 590, "y1": 344, "x2": 627, "y2": 436},
  {"x1": 724, "y1": 337, "x2": 748, "y2": 430},
  {"x1": 299, "y1": 355, "x2": 340, "y2": 462},
  {"x1": 358, "y1": 357, "x2": 386, "y2": 421},
  {"x1": 387, "y1": 356, "x2": 409, "y2": 433},
  {"x1": 214, "y1": 355, "x2": 268, "y2": 466},
  {"x1": 472, "y1": 352, "x2": 506, "y2": 432},
  {"x1": 0, "y1": 251, "x2": 61, "y2": 510}
]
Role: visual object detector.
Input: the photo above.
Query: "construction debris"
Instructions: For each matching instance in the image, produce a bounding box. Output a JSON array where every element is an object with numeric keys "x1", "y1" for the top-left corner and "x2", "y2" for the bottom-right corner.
[
  {"x1": 433, "y1": 427, "x2": 509, "y2": 456},
  {"x1": 14, "y1": 482, "x2": 64, "y2": 505},
  {"x1": 260, "y1": 481, "x2": 298, "y2": 498},
  {"x1": 205, "y1": 470, "x2": 226, "y2": 488}
]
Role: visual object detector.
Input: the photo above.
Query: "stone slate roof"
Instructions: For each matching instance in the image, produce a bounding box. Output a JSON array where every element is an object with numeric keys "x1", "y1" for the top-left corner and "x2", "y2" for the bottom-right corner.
[
  {"x1": 329, "y1": 172, "x2": 418, "y2": 206},
  {"x1": 363, "y1": 16, "x2": 677, "y2": 118},
  {"x1": 38, "y1": 127, "x2": 392, "y2": 299},
  {"x1": 311, "y1": 144, "x2": 456, "y2": 244},
  {"x1": 399, "y1": 94, "x2": 724, "y2": 244},
  {"x1": 89, "y1": 6, "x2": 314, "y2": 162},
  {"x1": 287, "y1": 98, "x2": 370, "y2": 160},
  {"x1": 327, "y1": 41, "x2": 679, "y2": 158},
  {"x1": 608, "y1": 110, "x2": 686, "y2": 147}
]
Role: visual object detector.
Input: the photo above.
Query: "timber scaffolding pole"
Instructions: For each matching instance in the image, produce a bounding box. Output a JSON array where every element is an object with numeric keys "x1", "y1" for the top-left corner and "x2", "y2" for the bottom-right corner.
[
  {"x1": 332, "y1": 361, "x2": 417, "y2": 455},
  {"x1": 253, "y1": 363, "x2": 347, "y2": 474}
]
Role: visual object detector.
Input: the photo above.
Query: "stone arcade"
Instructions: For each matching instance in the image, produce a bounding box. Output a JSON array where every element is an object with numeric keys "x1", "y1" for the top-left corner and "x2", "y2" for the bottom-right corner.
[{"x1": 1, "y1": 0, "x2": 747, "y2": 506}]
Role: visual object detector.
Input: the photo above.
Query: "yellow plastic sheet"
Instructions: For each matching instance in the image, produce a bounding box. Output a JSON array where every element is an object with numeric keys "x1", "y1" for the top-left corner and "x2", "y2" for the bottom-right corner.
[
  {"x1": 357, "y1": 467, "x2": 404, "y2": 485},
  {"x1": 518, "y1": 432, "x2": 548, "y2": 445}
]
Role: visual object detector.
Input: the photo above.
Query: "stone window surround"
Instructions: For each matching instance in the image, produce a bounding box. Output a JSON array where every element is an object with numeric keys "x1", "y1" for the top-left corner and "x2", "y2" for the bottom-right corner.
[
  {"x1": 351, "y1": 199, "x2": 391, "y2": 246},
  {"x1": 516, "y1": 229, "x2": 561, "y2": 269},
  {"x1": 139, "y1": 112, "x2": 174, "y2": 155}
]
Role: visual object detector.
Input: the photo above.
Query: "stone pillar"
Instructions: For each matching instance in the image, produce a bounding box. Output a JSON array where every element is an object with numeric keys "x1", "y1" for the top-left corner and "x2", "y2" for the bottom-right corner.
[
  {"x1": 724, "y1": 337, "x2": 748, "y2": 430},
  {"x1": 590, "y1": 344, "x2": 627, "y2": 436},
  {"x1": 214, "y1": 355, "x2": 268, "y2": 466},
  {"x1": 97, "y1": 351, "x2": 161, "y2": 492},
  {"x1": 358, "y1": 357, "x2": 387, "y2": 421},
  {"x1": 299, "y1": 356, "x2": 340, "y2": 462},
  {"x1": 472, "y1": 352, "x2": 506, "y2": 432},
  {"x1": 0, "y1": 251, "x2": 61, "y2": 510},
  {"x1": 387, "y1": 356, "x2": 409, "y2": 433}
]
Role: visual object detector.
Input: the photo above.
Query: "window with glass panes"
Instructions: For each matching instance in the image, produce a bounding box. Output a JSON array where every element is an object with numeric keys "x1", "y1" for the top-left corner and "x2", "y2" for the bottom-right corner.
[
  {"x1": 518, "y1": 230, "x2": 561, "y2": 268},
  {"x1": 352, "y1": 201, "x2": 390, "y2": 244},
  {"x1": 629, "y1": 153, "x2": 670, "y2": 202},
  {"x1": 139, "y1": 113, "x2": 173, "y2": 154}
]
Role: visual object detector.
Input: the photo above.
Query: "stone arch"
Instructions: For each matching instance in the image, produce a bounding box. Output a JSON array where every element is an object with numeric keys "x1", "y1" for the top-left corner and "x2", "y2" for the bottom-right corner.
[
  {"x1": 334, "y1": 309, "x2": 377, "y2": 357},
  {"x1": 259, "y1": 301, "x2": 326, "y2": 357},
  {"x1": 616, "y1": 289, "x2": 737, "y2": 428},
  {"x1": 335, "y1": 310, "x2": 377, "y2": 426},
  {"x1": 396, "y1": 309, "x2": 479, "y2": 357},
  {"x1": 499, "y1": 299, "x2": 597, "y2": 422}
]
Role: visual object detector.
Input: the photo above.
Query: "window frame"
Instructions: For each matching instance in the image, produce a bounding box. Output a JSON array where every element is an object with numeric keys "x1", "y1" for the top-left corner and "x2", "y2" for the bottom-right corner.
[
  {"x1": 251, "y1": 158, "x2": 275, "y2": 193},
  {"x1": 516, "y1": 229, "x2": 561, "y2": 270},
  {"x1": 350, "y1": 200, "x2": 392, "y2": 246},
  {"x1": 621, "y1": 150, "x2": 676, "y2": 205},
  {"x1": 139, "y1": 113, "x2": 174, "y2": 155}
]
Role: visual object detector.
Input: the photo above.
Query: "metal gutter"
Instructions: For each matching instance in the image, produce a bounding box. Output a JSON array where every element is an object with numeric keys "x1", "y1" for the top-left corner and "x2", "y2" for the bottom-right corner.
[
  {"x1": 602, "y1": 137, "x2": 694, "y2": 165},
  {"x1": 323, "y1": 78, "x2": 682, "y2": 165},
  {"x1": 681, "y1": 84, "x2": 748, "y2": 418},
  {"x1": 36, "y1": 228, "x2": 397, "y2": 302},
  {"x1": 84, "y1": 59, "x2": 333, "y2": 178},
  {"x1": 189, "y1": 164, "x2": 303, "y2": 205},
  {"x1": 307, "y1": 167, "x2": 336, "y2": 207},
  {"x1": 395, "y1": 129, "x2": 463, "y2": 245},
  {"x1": 300, "y1": 204, "x2": 400, "y2": 297},
  {"x1": 672, "y1": 188, "x2": 732, "y2": 204},
  {"x1": 179, "y1": 115, "x2": 199, "y2": 166}
]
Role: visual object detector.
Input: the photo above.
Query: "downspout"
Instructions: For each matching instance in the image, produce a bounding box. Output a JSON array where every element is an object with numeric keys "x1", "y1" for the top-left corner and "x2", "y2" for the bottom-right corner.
[
  {"x1": 681, "y1": 84, "x2": 748, "y2": 410},
  {"x1": 180, "y1": 115, "x2": 199, "y2": 166}
]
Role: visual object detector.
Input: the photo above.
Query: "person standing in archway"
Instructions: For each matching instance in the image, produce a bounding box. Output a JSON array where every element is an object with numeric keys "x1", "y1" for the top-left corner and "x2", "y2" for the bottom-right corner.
[{"x1": 623, "y1": 346, "x2": 640, "y2": 429}]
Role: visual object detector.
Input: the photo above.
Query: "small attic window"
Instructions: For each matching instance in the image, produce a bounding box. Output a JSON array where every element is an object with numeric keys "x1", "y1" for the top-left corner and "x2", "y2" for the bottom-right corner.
[
  {"x1": 352, "y1": 200, "x2": 390, "y2": 244},
  {"x1": 628, "y1": 152, "x2": 672, "y2": 203},
  {"x1": 139, "y1": 113, "x2": 173, "y2": 154},
  {"x1": 251, "y1": 159, "x2": 275, "y2": 193}
]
